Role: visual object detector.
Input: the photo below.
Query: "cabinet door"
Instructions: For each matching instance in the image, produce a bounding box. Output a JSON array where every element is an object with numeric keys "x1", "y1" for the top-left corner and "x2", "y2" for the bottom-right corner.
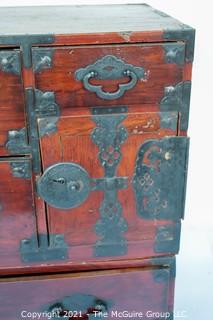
[
  {"x1": 0, "y1": 158, "x2": 37, "y2": 268},
  {"x1": 34, "y1": 108, "x2": 188, "y2": 263},
  {"x1": 0, "y1": 259, "x2": 175, "y2": 320}
]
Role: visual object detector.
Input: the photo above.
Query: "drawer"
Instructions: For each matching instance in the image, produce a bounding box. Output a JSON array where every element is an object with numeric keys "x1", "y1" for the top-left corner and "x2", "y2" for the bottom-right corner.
[
  {"x1": 0, "y1": 158, "x2": 37, "y2": 268},
  {"x1": 0, "y1": 258, "x2": 175, "y2": 320},
  {"x1": 17, "y1": 108, "x2": 189, "y2": 265},
  {"x1": 32, "y1": 42, "x2": 186, "y2": 111},
  {"x1": 0, "y1": 49, "x2": 27, "y2": 156}
]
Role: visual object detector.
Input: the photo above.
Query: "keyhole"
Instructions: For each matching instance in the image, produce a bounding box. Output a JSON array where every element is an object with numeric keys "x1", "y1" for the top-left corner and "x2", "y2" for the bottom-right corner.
[{"x1": 52, "y1": 177, "x2": 66, "y2": 184}]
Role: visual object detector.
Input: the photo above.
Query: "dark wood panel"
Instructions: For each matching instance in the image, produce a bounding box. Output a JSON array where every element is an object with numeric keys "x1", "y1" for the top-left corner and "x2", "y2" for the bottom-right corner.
[{"x1": 0, "y1": 264, "x2": 174, "y2": 320}]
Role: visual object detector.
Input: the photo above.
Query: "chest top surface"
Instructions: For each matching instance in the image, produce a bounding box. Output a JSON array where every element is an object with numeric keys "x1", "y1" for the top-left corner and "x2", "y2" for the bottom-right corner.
[{"x1": 0, "y1": 4, "x2": 192, "y2": 36}]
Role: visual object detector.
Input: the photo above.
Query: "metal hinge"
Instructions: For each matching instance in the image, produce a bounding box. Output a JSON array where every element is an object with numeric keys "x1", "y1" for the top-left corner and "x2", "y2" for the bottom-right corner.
[
  {"x1": 132, "y1": 136, "x2": 189, "y2": 221},
  {"x1": 160, "y1": 81, "x2": 192, "y2": 131}
]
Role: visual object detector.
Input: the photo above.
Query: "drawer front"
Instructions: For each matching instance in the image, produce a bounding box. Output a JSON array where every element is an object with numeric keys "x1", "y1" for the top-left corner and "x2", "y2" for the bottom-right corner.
[
  {"x1": 0, "y1": 49, "x2": 27, "y2": 156},
  {"x1": 32, "y1": 42, "x2": 185, "y2": 110},
  {"x1": 0, "y1": 158, "x2": 37, "y2": 268},
  {"x1": 24, "y1": 108, "x2": 189, "y2": 264},
  {"x1": 0, "y1": 260, "x2": 175, "y2": 319}
]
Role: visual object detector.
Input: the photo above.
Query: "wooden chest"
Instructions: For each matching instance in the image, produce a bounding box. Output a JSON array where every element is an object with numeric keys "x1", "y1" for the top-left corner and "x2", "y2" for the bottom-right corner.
[{"x1": 0, "y1": 4, "x2": 195, "y2": 319}]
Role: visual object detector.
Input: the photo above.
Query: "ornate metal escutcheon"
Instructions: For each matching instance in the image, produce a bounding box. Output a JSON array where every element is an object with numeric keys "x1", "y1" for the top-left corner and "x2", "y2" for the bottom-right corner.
[
  {"x1": 37, "y1": 163, "x2": 91, "y2": 210},
  {"x1": 75, "y1": 55, "x2": 146, "y2": 100},
  {"x1": 132, "y1": 137, "x2": 189, "y2": 221}
]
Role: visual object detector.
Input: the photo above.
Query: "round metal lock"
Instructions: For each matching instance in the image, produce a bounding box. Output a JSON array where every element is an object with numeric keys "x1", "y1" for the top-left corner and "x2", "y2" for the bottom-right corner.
[{"x1": 37, "y1": 162, "x2": 90, "y2": 209}]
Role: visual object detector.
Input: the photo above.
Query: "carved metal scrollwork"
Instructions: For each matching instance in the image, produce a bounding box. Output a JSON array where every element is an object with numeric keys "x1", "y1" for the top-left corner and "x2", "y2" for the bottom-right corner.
[
  {"x1": 75, "y1": 55, "x2": 146, "y2": 100},
  {"x1": 132, "y1": 137, "x2": 189, "y2": 221},
  {"x1": 91, "y1": 106, "x2": 128, "y2": 257}
]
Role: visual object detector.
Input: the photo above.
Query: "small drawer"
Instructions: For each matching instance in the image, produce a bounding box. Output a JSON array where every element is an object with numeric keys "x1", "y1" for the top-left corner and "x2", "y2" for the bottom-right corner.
[
  {"x1": 0, "y1": 158, "x2": 37, "y2": 268},
  {"x1": 0, "y1": 258, "x2": 175, "y2": 319},
  {"x1": 32, "y1": 42, "x2": 186, "y2": 111},
  {"x1": 0, "y1": 49, "x2": 27, "y2": 156}
]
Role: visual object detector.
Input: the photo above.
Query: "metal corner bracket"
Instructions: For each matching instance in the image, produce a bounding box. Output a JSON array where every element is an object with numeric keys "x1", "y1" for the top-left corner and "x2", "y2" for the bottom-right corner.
[
  {"x1": 164, "y1": 27, "x2": 195, "y2": 63},
  {"x1": 20, "y1": 233, "x2": 68, "y2": 263}
]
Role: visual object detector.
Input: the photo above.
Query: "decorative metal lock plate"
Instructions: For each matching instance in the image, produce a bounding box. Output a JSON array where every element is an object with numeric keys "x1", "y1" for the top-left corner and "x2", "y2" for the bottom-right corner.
[
  {"x1": 37, "y1": 163, "x2": 91, "y2": 209},
  {"x1": 75, "y1": 55, "x2": 146, "y2": 100}
]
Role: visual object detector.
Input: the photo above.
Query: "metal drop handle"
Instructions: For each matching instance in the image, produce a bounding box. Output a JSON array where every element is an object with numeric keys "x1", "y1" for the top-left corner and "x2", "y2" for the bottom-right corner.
[
  {"x1": 83, "y1": 69, "x2": 138, "y2": 100},
  {"x1": 49, "y1": 300, "x2": 107, "y2": 319},
  {"x1": 75, "y1": 55, "x2": 146, "y2": 100}
]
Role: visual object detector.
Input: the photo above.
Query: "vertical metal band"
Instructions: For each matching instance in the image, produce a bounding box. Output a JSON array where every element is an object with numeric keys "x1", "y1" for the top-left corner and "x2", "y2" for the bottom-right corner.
[{"x1": 91, "y1": 106, "x2": 128, "y2": 257}]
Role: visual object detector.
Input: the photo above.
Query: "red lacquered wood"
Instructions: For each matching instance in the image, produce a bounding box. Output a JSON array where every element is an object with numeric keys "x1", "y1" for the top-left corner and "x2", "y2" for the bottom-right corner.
[
  {"x1": 0, "y1": 265, "x2": 174, "y2": 320},
  {"x1": 0, "y1": 159, "x2": 37, "y2": 268},
  {"x1": 22, "y1": 67, "x2": 35, "y2": 88},
  {"x1": 33, "y1": 42, "x2": 184, "y2": 112},
  {"x1": 183, "y1": 62, "x2": 193, "y2": 81},
  {"x1": 53, "y1": 30, "x2": 164, "y2": 46},
  {"x1": 0, "y1": 255, "x2": 172, "y2": 276}
]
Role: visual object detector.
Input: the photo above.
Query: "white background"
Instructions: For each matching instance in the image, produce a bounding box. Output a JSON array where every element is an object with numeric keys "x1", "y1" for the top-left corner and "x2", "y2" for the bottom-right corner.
[{"x1": 0, "y1": 0, "x2": 212, "y2": 319}]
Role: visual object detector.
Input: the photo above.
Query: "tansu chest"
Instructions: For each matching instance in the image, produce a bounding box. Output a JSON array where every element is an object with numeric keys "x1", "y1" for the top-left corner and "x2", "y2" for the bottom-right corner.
[{"x1": 0, "y1": 4, "x2": 195, "y2": 319}]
